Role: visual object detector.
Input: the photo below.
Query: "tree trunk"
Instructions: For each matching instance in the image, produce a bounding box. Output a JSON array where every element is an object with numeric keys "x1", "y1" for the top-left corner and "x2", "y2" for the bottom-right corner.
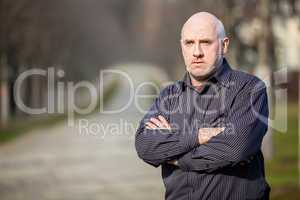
[
  {"x1": 255, "y1": 0, "x2": 273, "y2": 160},
  {"x1": 142, "y1": 0, "x2": 162, "y2": 50},
  {"x1": 0, "y1": 56, "x2": 10, "y2": 126}
]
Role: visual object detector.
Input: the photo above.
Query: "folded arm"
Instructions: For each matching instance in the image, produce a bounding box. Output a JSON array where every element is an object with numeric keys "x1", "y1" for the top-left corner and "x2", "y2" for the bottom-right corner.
[
  {"x1": 177, "y1": 82, "x2": 269, "y2": 172},
  {"x1": 135, "y1": 88, "x2": 199, "y2": 167}
]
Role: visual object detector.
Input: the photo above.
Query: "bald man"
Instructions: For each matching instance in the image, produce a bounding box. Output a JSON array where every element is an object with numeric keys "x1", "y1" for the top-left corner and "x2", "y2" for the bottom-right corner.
[{"x1": 135, "y1": 12, "x2": 270, "y2": 200}]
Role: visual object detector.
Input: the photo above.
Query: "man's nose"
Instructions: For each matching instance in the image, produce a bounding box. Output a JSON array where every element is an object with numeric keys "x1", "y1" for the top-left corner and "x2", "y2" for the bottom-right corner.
[{"x1": 193, "y1": 44, "x2": 204, "y2": 57}]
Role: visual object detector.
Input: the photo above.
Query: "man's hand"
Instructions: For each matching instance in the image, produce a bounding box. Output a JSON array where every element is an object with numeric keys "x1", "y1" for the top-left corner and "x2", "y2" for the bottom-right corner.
[
  {"x1": 146, "y1": 115, "x2": 171, "y2": 130},
  {"x1": 198, "y1": 127, "x2": 225, "y2": 144},
  {"x1": 167, "y1": 160, "x2": 179, "y2": 166}
]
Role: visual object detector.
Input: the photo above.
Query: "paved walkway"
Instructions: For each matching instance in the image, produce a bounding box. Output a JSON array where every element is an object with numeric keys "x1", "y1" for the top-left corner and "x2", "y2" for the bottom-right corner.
[{"x1": 0, "y1": 65, "x2": 169, "y2": 200}]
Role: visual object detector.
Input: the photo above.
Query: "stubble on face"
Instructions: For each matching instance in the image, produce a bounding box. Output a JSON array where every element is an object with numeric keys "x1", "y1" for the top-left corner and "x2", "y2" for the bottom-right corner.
[{"x1": 189, "y1": 62, "x2": 219, "y2": 82}]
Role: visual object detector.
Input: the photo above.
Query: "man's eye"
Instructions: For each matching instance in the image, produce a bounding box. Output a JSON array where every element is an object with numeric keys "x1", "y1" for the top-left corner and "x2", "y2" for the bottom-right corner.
[
  {"x1": 201, "y1": 41, "x2": 212, "y2": 45},
  {"x1": 185, "y1": 41, "x2": 193, "y2": 46}
]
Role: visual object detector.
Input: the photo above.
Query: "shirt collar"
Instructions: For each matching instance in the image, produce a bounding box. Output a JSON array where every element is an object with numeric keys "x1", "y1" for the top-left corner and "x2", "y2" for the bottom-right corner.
[{"x1": 181, "y1": 58, "x2": 232, "y2": 90}]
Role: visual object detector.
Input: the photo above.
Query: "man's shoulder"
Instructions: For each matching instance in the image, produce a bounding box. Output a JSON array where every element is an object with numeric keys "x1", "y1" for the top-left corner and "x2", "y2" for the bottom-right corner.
[
  {"x1": 230, "y1": 69, "x2": 266, "y2": 91},
  {"x1": 230, "y1": 68, "x2": 262, "y2": 83}
]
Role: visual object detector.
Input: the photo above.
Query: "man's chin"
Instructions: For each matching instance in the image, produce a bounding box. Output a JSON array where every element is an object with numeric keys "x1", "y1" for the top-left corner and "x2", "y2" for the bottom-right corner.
[
  {"x1": 190, "y1": 67, "x2": 207, "y2": 75},
  {"x1": 190, "y1": 73, "x2": 208, "y2": 81}
]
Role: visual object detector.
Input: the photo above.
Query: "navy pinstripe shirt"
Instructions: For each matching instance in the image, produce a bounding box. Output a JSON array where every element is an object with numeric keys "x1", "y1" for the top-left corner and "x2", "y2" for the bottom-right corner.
[{"x1": 135, "y1": 59, "x2": 270, "y2": 200}]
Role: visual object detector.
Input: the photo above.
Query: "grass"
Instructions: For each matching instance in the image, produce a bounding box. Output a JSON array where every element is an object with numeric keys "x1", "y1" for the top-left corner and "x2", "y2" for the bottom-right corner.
[
  {"x1": 266, "y1": 103, "x2": 300, "y2": 199},
  {"x1": 0, "y1": 79, "x2": 119, "y2": 144}
]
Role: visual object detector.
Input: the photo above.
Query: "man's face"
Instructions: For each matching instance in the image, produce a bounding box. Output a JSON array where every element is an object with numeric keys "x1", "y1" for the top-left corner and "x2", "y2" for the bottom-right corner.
[{"x1": 181, "y1": 21, "x2": 228, "y2": 81}]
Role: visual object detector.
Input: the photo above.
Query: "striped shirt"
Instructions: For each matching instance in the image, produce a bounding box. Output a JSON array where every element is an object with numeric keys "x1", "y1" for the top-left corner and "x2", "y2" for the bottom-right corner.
[{"x1": 135, "y1": 58, "x2": 270, "y2": 200}]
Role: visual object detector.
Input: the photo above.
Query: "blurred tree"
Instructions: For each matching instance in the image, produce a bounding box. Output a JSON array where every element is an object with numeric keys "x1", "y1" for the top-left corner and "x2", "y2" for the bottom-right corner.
[
  {"x1": 0, "y1": 56, "x2": 9, "y2": 126},
  {"x1": 0, "y1": 0, "x2": 298, "y2": 124},
  {"x1": 0, "y1": 0, "x2": 136, "y2": 121},
  {"x1": 255, "y1": 0, "x2": 274, "y2": 160}
]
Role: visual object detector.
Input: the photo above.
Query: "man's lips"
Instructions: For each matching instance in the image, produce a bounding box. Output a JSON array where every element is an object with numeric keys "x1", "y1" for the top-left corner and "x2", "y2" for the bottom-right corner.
[{"x1": 192, "y1": 61, "x2": 205, "y2": 64}]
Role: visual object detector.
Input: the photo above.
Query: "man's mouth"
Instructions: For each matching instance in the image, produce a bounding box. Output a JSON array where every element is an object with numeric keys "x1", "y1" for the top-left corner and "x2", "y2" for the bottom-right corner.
[{"x1": 192, "y1": 61, "x2": 205, "y2": 64}]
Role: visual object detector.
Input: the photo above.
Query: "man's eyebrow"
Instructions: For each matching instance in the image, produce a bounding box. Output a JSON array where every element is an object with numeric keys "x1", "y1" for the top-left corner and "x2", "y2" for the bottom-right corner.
[
  {"x1": 198, "y1": 38, "x2": 213, "y2": 42},
  {"x1": 182, "y1": 38, "x2": 213, "y2": 42},
  {"x1": 182, "y1": 39, "x2": 194, "y2": 42}
]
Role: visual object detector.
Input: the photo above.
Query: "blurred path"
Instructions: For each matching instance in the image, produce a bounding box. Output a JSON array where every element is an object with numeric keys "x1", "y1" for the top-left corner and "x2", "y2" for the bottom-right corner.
[{"x1": 0, "y1": 64, "x2": 170, "y2": 200}]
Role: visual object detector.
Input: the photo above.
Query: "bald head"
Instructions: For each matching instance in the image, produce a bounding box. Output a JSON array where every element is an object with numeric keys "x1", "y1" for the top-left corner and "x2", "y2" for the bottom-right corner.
[{"x1": 181, "y1": 12, "x2": 226, "y2": 40}]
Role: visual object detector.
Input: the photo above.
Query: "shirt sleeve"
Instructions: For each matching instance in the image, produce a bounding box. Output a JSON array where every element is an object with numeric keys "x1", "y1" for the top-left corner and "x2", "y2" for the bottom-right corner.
[
  {"x1": 135, "y1": 87, "x2": 199, "y2": 167},
  {"x1": 177, "y1": 81, "x2": 269, "y2": 172}
]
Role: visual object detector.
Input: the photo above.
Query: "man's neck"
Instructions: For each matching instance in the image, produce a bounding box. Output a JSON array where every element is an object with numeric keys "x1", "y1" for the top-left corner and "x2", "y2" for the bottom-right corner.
[{"x1": 190, "y1": 77, "x2": 205, "y2": 87}]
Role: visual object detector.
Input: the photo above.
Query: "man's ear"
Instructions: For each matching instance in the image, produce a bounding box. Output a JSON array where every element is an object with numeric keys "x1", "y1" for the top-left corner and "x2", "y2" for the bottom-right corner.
[{"x1": 222, "y1": 37, "x2": 230, "y2": 54}]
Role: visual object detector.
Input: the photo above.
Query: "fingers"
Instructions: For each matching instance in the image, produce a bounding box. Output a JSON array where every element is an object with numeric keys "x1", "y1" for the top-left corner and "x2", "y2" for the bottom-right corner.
[
  {"x1": 201, "y1": 127, "x2": 224, "y2": 135},
  {"x1": 211, "y1": 127, "x2": 225, "y2": 136},
  {"x1": 146, "y1": 121, "x2": 157, "y2": 129},
  {"x1": 145, "y1": 115, "x2": 171, "y2": 130},
  {"x1": 158, "y1": 115, "x2": 171, "y2": 129},
  {"x1": 167, "y1": 160, "x2": 179, "y2": 166},
  {"x1": 150, "y1": 117, "x2": 164, "y2": 128},
  {"x1": 198, "y1": 127, "x2": 225, "y2": 144},
  {"x1": 217, "y1": 127, "x2": 225, "y2": 131}
]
